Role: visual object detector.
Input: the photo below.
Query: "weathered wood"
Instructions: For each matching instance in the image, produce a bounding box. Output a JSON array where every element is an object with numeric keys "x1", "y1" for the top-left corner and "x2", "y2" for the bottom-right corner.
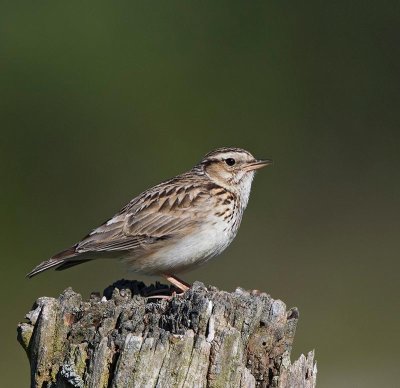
[{"x1": 18, "y1": 280, "x2": 317, "y2": 387}]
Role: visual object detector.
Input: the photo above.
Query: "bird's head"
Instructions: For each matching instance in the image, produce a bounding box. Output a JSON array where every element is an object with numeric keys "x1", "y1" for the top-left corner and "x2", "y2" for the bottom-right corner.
[{"x1": 199, "y1": 147, "x2": 272, "y2": 204}]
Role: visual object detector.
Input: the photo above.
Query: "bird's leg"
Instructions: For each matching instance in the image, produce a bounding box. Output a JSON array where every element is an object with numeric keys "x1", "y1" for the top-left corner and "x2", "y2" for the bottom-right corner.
[
  {"x1": 163, "y1": 274, "x2": 191, "y2": 293},
  {"x1": 146, "y1": 274, "x2": 190, "y2": 300}
]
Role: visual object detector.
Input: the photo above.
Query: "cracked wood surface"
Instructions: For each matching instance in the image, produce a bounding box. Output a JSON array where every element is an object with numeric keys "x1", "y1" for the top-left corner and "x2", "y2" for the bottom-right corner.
[{"x1": 18, "y1": 280, "x2": 317, "y2": 387}]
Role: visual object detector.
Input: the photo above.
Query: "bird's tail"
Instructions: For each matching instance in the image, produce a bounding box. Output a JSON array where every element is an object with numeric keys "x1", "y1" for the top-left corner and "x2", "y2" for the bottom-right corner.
[{"x1": 27, "y1": 246, "x2": 91, "y2": 278}]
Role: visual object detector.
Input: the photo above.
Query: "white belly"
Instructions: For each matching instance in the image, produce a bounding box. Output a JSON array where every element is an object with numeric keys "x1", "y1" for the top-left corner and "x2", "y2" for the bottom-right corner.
[{"x1": 124, "y1": 219, "x2": 236, "y2": 275}]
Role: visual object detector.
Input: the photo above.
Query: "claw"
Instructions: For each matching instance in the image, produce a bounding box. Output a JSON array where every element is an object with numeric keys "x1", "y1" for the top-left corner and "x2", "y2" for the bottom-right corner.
[{"x1": 147, "y1": 290, "x2": 186, "y2": 301}]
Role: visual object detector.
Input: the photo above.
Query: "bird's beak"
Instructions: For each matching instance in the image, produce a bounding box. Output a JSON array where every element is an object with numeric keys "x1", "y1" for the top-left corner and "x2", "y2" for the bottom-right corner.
[{"x1": 243, "y1": 159, "x2": 273, "y2": 172}]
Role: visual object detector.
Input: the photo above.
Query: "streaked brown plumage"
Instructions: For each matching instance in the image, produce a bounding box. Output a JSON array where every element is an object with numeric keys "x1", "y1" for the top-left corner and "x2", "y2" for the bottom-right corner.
[{"x1": 28, "y1": 147, "x2": 272, "y2": 291}]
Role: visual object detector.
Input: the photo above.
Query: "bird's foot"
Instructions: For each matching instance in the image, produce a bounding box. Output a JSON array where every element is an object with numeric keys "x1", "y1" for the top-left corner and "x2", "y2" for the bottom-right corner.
[
  {"x1": 141, "y1": 274, "x2": 191, "y2": 300},
  {"x1": 146, "y1": 289, "x2": 190, "y2": 301}
]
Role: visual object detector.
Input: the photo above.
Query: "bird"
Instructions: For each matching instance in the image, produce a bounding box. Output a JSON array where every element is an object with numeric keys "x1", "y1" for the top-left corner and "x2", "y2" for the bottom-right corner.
[{"x1": 27, "y1": 147, "x2": 272, "y2": 292}]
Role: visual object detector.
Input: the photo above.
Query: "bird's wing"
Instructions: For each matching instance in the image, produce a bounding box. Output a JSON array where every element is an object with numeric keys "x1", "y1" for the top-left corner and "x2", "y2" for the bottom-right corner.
[
  {"x1": 26, "y1": 177, "x2": 224, "y2": 278},
  {"x1": 75, "y1": 179, "x2": 218, "y2": 254}
]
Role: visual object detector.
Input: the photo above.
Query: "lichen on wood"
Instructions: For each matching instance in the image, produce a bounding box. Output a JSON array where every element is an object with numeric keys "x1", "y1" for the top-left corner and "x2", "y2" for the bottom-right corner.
[{"x1": 17, "y1": 280, "x2": 317, "y2": 387}]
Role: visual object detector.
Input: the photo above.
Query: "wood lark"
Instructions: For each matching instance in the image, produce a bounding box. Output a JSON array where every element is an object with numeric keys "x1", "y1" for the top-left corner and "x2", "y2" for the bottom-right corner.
[{"x1": 28, "y1": 147, "x2": 272, "y2": 292}]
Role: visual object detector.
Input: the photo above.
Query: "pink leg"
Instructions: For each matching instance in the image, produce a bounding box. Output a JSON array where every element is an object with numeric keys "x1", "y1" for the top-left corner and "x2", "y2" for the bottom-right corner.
[{"x1": 163, "y1": 274, "x2": 191, "y2": 293}]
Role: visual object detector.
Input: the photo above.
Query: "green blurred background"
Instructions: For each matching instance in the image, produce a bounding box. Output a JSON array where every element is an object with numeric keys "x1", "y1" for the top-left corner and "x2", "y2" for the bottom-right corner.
[{"x1": 1, "y1": 2, "x2": 399, "y2": 387}]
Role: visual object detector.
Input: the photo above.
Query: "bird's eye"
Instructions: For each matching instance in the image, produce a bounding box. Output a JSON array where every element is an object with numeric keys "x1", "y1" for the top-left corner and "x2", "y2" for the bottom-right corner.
[{"x1": 225, "y1": 158, "x2": 236, "y2": 166}]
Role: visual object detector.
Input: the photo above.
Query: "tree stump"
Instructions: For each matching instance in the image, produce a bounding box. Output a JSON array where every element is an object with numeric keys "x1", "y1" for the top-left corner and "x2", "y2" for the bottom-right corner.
[{"x1": 17, "y1": 280, "x2": 317, "y2": 387}]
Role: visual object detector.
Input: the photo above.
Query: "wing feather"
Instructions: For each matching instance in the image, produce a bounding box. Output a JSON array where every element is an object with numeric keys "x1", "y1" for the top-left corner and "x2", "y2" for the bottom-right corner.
[{"x1": 75, "y1": 178, "x2": 214, "y2": 254}]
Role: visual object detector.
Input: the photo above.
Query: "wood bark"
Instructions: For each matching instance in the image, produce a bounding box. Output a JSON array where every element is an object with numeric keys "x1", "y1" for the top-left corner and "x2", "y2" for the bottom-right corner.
[{"x1": 17, "y1": 280, "x2": 317, "y2": 387}]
